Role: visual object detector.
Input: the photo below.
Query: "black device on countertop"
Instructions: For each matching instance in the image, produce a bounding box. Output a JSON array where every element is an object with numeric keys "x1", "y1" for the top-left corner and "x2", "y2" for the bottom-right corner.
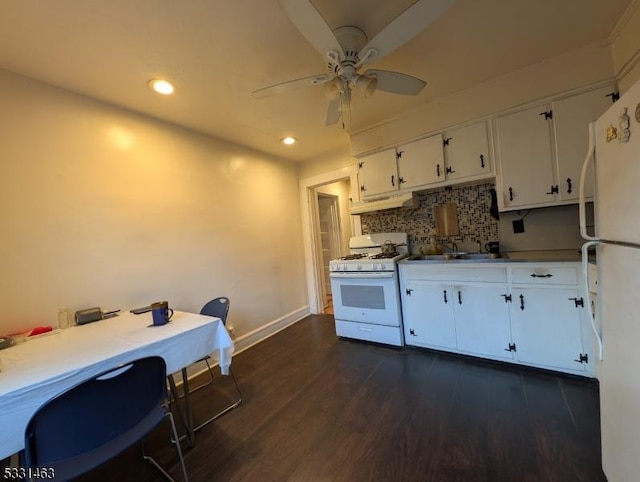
[{"x1": 130, "y1": 306, "x2": 152, "y2": 315}]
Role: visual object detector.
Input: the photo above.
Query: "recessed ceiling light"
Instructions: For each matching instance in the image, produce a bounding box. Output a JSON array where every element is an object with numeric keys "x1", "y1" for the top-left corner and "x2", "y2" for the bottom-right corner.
[
  {"x1": 148, "y1": 79, "x2": 174, "y2": 95},
  {"x1": 282, "y1": 136, "x2": 296, "y2": 145}
]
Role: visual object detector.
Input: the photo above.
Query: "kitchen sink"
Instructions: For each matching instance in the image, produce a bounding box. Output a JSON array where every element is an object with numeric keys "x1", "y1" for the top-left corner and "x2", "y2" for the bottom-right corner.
[{"x1": 406, "y1": 252, "x2": 504, "y2": 262}]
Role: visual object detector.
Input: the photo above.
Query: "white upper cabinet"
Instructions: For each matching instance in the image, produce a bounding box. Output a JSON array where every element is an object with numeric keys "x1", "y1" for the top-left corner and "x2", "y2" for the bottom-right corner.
[
  {"x1": 495, "y1": 104, "x2": 556, "y2": 209},
  {"x1": 552, "y1": 86, "x2": 613, "y2": 202},
  {"x1": 358, "y1": 148, "x2": 398, "y2": 199},
  {"x1": 358, "y1": 134, "x2": 444, "y2": 199},
  {"x1": 442, "y1": 121, "x2": 492, "y2": 182},
  {"x1": 495, "y1": 86, "x2": 615, "y2": 211},
  {"x1": 396, "y1": 134, "x2": 444, "y2": 189}
]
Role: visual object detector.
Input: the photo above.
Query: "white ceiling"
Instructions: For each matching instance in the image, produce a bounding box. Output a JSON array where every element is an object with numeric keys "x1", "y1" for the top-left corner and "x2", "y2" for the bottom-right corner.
[{"x1": 0, "y1": 0, "x2": 633, "y2": 162}]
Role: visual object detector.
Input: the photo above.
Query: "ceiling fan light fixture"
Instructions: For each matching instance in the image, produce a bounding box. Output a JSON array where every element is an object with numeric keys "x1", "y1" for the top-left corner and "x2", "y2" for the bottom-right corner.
[
  {"x1": 323, "y1": 80, "x2": 341, "y2": 100},
  {"x1": 282, "y1": 136, "x2": 297, "y2": 145},
  {"x1": 148, "y1": 79, "x2": 174, "y2": 95},
  {"x1": 356, "y1": 75, "x2": 377, "y2": 98}
]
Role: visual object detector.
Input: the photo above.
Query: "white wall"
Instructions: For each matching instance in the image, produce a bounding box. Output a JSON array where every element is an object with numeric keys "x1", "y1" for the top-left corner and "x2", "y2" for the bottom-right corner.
[
  {"x1": 613, "y1": 0, "x2": 640, "y2": 90},
  {"x1": 0, "y1": 69, "x2": 308, "y2": 340}
]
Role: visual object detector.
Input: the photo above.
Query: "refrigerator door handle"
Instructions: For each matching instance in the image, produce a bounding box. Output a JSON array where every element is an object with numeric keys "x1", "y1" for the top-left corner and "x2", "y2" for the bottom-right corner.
[
  {"x1": 579, "y1": 122, "x2": 599, "y2": 242},
  {"x1": 582, "y1": 241, "x2": 603, "y2": 360}
]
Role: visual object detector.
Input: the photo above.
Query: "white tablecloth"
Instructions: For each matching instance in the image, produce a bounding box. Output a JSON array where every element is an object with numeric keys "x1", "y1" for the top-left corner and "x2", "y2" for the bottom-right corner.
[{"x1": 0, "y1": 310, "x2": 234, "y2": 459}]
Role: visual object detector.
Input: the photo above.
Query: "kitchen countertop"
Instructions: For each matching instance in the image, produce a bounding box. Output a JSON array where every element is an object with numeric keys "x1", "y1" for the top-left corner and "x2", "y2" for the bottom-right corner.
[
  {"x1": 401, "y1": 249, "x2": 585, "y2": 264},
  {"x1": 503, "y1": 249, "x2": 582, "y2": 262}
]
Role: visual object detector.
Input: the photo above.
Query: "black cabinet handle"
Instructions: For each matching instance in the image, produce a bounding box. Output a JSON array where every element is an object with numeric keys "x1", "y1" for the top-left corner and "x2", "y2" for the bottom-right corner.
[
  {"x1": 399, "y1": 176, "x2": 406, "y2": 184},
  {"x1": 458, "y1": 291, "x2": 462, "y2": 304},
  {"x1": 391, "y1": 175, "x2": 395, "y2": 187},
  {"x1": 443, "y1": 290, "x2": 448, "y2": 304},
  {"x1": 509, "y1": 187, "x2": 514, "y2": 201},
  {"x1": 437, "y1": 164, "x2": 441, "y2": 177},
  {"x1": 519, "y1": 294, "x2": 525, "y2": 311},
  {"x1": 447, "y1": 166, "x2": 456, "y2": 174},
  {"x1": 360, "y1": 185, "x2": 366, "y2": 192},
  {"x1": 480, "y1": 154, "x2": 485, "y2": 168},
  {"x1": 530, "y1": 273, "x2": 553, "y2": 278},
  {"x1": 546, "y1": 185, "x2": 559, "y2": 195},
  {"x1": 567, "y1": 178, "x2": 572, "y2": 194}
]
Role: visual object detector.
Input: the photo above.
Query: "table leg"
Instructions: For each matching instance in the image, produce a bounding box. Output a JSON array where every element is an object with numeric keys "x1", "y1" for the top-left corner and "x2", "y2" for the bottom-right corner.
[
  {"x1": 167, "y1": 374, "x2": 194, "y2": 448},
  {"x1": 181, "y1": 368, "x2": 194, "y2": 443}
]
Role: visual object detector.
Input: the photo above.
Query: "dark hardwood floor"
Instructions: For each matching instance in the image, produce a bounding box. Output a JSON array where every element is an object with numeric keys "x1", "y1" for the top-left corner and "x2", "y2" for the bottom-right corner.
[{"x1": 80, "y1": 314, "x2": 606, "y2": 482}]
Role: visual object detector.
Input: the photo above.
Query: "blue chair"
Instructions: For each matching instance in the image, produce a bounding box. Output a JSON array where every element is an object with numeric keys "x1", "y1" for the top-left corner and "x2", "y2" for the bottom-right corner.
[
  {"x1": 24, "y1": 356, "x2": 188, "y2": 481},
  {"x1": 190, "y1": 297, "x2": 242, "y2": 431}
]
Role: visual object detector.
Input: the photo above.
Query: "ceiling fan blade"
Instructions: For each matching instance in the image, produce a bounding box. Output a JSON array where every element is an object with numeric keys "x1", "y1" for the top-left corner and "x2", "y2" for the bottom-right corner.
[
  {"x1": 359, "y1": 0, "x2": 454, "y2": 64},
  {"x1": 277, "y1": 0, "x2": 344, "y2": 59},
  {"x1": 252, "y1": 74, "x2": 332, "y2": 99},
  {"x1": 364, "y1": 69, "x2": 426, "y2": 95},
  {"x1": 325, "y1": 98, "x2": 341, "y2": 126}
]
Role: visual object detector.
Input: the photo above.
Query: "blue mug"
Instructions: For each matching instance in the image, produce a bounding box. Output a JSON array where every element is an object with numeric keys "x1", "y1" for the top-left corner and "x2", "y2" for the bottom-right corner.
[{"x1": 150, "y1": 301, "x2": 174, "y2": 326}]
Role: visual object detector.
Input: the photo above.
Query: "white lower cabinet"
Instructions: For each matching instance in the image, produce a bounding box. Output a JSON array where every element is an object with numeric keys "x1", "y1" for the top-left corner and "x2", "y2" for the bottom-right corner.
[
  {"x1": 509, "y1": 286, "x2": 586, "y2": 373},
  {"x1": 403, "y1": 280, "x2": 513, "y2": 360},
  {"x1": 454, "y1": 284, "x2": 513, "y2": 360},
  {"x1": 403, "y1": 282, "x2": 456, "y2": 350},
  {"x1": 399, "y1": 262, "x2": 593, "y2": 377}
]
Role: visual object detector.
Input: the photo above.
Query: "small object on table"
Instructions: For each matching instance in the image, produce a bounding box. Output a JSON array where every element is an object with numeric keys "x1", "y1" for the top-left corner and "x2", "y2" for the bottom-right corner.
[{"x1": 29, "y1": 326, "x2": 53, "y2": 337}]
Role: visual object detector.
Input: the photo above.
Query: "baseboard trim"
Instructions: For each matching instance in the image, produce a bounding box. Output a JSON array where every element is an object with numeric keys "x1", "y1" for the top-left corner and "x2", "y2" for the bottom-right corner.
[
  {"x1": 231, "y1": 305, "x2": 310, "y2": 355},
  {"x1": 179, "y1": 305, "x2": 310, "y2": 383}
]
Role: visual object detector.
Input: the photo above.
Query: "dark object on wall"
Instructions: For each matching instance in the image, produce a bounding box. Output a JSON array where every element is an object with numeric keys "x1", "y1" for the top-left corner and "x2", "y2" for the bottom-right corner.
[
  {"x1": 513, "y1": 219, "x2": 525, "y2": 233},
  {"x1": 489, "y1": 189, "x2": 500, "y2": 220}
]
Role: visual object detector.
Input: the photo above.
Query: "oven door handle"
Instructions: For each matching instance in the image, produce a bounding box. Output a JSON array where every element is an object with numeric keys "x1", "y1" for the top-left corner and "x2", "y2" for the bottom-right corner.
[{"x1": 329, "y1": 272, "x2": 395, "y2": 279}]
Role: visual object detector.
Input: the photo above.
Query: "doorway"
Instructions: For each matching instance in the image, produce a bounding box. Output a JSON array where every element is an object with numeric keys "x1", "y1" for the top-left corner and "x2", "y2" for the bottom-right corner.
[
  {"x1": 299, "y1": 165, "x2": 361, "y2": 315},
  {"x1": 316, "y1": 193, "x2": 342, "y2": 313}
]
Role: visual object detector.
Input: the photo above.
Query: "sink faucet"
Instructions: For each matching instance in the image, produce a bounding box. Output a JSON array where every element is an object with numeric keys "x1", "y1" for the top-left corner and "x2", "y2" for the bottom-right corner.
[{"x1": 439, "y1": 242, "x2": 459, "y2": 253}]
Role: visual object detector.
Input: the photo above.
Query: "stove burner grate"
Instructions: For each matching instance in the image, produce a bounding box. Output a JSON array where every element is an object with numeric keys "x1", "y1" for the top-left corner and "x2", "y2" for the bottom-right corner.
[
  {"x1": 370, "y1": 252, "x2": 399, "y2": 259},
  {"x1": 339, "y1": 253, "x2": 368, "y2": 260}
]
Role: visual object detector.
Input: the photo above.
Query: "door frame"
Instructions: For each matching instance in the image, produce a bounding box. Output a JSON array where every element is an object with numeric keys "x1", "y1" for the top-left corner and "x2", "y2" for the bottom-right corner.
[
  {"x1": 299, "y1": 165, "x2": 361, "y2": 314},
  {"x1": 316, "y1": 192, "x2": 342, "y2": 309}
]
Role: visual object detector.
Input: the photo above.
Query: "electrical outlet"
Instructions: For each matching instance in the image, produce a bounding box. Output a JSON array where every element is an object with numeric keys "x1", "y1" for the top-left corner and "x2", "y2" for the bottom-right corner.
[{"x1": 513, "y1": 219, "x2": 525, "y2": 233}]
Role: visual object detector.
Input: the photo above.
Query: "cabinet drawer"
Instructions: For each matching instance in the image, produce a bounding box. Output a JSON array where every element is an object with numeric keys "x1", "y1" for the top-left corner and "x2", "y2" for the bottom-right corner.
[
  {"x1": 511, "y1": 266, "x2": 578, "y2": 285},
  {"x1": 401, "y1": 265, "x2": 507, "y2": 283}
]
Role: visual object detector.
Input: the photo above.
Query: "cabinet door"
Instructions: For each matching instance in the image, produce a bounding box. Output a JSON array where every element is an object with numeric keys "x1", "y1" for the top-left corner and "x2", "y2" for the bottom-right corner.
[
  {"x1": 495, "y1": 104, "x2": 556, "y2": 209},
  {"x1": 403, "y1": 282, "x2": 456, "y2": 350},
  {"x1": 453, "y1": 284, "x2": 513, "y2": 360},
  {"x1": 396, "y1": 134, "x2": 444, "y2": 189},
  {"x1": 358, "y1": 148, "x2": 398, "y2": 198},
  {"x1": 510, "y1": 287, "x2": 585, "y2": 372},
  {"x1": 553, "y1": 86, "x2": 614, "y2": 201},
  {"x1": 443, "y1": 122, "x2": 492, "y2": 182}
]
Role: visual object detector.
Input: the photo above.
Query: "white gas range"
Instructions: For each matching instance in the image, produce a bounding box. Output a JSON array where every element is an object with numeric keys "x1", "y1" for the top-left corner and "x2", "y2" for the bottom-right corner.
[{"x1": 329, "y1": 233, "x2": 409, "y2": 347}]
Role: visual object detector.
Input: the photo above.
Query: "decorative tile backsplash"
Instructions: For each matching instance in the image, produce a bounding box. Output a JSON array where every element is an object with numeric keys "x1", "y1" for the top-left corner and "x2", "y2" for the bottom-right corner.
[{"x1": 360, "y1": 182, "x2": 500, "y2": 252}]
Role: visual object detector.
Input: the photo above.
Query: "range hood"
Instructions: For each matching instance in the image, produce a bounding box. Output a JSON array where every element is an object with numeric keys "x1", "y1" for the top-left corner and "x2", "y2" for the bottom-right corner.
[{"x1": 349, "y1": 192, "x2": 417, "y2": 215}]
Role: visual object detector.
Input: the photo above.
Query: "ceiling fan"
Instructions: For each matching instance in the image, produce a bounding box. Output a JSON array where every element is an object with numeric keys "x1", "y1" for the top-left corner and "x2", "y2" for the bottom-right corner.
[{"x1": 252, "y1": 0, "x2": 455, "y2": 129}]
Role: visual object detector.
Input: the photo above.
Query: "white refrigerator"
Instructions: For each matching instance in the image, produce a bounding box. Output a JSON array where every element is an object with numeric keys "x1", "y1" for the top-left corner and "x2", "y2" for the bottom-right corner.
[{"x1": 580, "y1": 78, "x2": 640, "y2": 482}]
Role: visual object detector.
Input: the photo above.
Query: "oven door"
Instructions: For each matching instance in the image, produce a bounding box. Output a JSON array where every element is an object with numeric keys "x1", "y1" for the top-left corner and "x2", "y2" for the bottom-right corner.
[{"x1": 329, "y1": 271, "x2": 402, "y2": 326}]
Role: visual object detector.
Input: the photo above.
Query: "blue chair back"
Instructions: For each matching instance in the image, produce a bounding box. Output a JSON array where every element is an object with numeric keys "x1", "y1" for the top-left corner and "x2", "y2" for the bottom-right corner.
[
  {"x1": 24, "y1": 356, "x2": 168, "y2": 480},
  {"x1": 200, "y1": 297, "x2": 230, "y2": 325}
]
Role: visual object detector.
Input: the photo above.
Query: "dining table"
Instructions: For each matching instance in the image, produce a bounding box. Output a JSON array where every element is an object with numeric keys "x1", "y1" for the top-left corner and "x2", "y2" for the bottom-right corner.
[{"x1": 0, "y1": 309, "x2": 234, "y2": 460}]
